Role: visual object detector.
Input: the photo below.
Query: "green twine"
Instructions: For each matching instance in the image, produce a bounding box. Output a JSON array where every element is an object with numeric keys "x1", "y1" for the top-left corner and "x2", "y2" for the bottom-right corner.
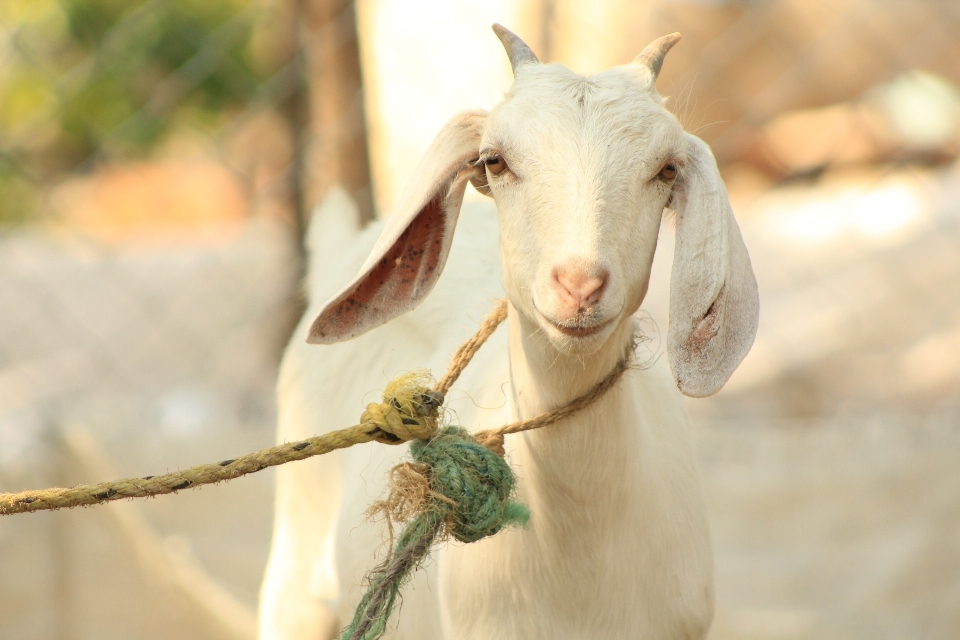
[{"x1": 340, "y1": 426, "x2": 530, "y2": 640}]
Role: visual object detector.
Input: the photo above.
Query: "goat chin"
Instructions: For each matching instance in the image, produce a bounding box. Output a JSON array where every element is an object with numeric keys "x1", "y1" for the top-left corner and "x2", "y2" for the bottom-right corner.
[{"x1": 257, "y1": 196, "x2": 715, "y2": 640}]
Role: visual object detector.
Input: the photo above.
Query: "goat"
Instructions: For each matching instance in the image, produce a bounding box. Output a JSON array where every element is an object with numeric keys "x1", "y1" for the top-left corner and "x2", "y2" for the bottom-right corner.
[{"x1": 258, "y1": 25, "x2": 759, "y2": 640}]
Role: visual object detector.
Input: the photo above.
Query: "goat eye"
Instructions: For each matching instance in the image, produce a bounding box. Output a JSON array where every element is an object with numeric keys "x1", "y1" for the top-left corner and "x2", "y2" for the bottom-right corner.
[
  {"x1": 658, "y1": 163, "x2": 678, "y2": 181},
  {"x1": 484, "y1": 155, "x2": 508, "y2": 177}
]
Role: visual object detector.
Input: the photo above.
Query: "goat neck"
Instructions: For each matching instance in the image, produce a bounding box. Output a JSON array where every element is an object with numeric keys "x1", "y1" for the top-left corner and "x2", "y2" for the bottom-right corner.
[{"x1": 505, "y1": 301, "x2": 640, "y2": 506}]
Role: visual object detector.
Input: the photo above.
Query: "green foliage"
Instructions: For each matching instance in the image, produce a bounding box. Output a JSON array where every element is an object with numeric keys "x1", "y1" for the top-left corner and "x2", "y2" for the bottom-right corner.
[
  {"x1": 0, "y1": 0, "x2": 285, "y2": 224},
  {"x1": 0, "y1": 164, "x2": 39, "y2": 226}
]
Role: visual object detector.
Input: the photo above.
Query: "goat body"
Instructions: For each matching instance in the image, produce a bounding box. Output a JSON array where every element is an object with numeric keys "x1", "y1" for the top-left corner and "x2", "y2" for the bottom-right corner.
[{"x1": 259, "y1": 26, "x2": 757, "y2": 640}]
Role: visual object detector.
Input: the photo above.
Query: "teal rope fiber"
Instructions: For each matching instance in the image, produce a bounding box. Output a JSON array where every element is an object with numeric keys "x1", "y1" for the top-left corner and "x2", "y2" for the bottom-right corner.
[{"x1": 340, "y1": 426, "x2": 530, "y2": 640}]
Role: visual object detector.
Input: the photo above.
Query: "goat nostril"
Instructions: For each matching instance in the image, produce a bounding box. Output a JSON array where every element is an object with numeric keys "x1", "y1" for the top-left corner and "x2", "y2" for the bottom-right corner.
[{"x1": 555, "y1": 269, "x2": 608, "y2": 308}]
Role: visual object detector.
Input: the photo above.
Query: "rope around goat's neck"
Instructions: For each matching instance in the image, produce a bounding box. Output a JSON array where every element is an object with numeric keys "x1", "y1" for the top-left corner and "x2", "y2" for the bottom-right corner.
[
  {"x1": 433, "y1": 298, "x2": 507, "y2": 396},
  {"x1": 0, "y1": 298, "x2": 633, "y2": 516}
]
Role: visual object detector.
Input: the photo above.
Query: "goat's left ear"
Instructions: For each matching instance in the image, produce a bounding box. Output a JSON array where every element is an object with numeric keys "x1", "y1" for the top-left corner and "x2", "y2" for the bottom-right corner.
[
  {"x1": 667, "y1": 134, "x2": 759, "y2": 397},
  {"x1": 307, "y1": 110, "x2": 487, "y2": 344}
]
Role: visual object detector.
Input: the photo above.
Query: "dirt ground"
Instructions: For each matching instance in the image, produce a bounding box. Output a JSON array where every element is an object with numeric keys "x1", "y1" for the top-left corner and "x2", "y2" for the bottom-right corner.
[{"x1": 703, "y1": 415, "x2": 960, "y2": 640}]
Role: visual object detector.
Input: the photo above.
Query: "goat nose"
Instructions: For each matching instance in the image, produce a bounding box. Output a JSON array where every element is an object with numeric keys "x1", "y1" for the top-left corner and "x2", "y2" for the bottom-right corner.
[{"x1": 554, "y1": 267, "x2": 608, "y2": 309}]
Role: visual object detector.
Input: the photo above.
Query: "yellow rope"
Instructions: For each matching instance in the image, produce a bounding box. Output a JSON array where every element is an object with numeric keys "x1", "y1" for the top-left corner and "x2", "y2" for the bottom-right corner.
[
  {"x1": 0, "y1": 299, "x2": 632, "y2": 516},
  {"x1": 474, "y1": 339, "x2": 635, "y2": 443},
  {"x1": 433, "y1": 299, "x2": 508, "y2": 396}
]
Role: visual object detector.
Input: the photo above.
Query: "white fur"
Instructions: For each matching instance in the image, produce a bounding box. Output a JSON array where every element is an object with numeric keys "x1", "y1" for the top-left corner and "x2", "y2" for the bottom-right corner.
[{"x1": 259, "y1": 30, "x2": 757, "y2": 640}]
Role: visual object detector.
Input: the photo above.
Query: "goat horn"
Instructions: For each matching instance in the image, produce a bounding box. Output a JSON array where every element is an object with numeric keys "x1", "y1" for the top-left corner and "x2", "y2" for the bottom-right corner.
[
  {"x1": 633, "y1": 32, "x2": 681, "y2": 81},
  {"x1": 492, "y1": 24, "x2": 539, "y2": 73}
]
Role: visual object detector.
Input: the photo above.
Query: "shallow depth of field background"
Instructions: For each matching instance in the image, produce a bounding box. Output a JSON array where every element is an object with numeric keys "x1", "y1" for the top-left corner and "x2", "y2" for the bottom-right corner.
[{"x1": 1, "y1": 1, "x2": 959, "y2": 638}]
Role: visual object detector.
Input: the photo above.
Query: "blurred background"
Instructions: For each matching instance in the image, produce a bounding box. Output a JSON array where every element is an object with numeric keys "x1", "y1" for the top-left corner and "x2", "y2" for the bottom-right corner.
[{"x1": 1, "y1": 0, "x2": 958, "y2": 638}]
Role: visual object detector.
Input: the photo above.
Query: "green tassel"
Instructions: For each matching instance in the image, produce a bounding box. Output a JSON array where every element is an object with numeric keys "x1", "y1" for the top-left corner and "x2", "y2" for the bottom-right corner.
[{"x1": 340, "y1": 426, "x2": 529, "y2": 640}]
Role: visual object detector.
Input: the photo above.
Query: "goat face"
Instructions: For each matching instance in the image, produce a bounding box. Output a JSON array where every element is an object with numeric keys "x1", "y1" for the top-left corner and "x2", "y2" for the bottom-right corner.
[
  {"x1": 479, "y1": 63, "x2": 686, "y2": 356},
  {"x1": 308, "y1": 26, "x2": 758, "y2": 398}
]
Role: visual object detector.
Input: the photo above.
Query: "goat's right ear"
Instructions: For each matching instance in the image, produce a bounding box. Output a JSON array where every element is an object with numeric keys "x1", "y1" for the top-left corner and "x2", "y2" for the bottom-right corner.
[
  {"x1": 666, "y1": 134, "x2": 760, "y2": 397},
  {"x1": 307, "y1": 110, "x2": 487, "y2": 344}
]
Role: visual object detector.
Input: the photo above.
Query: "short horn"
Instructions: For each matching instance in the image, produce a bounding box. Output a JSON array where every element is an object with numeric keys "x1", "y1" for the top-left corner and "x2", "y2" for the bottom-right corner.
[
  {"x1": 492, "y1": 24, "x2": 539, "y2": 73},
  {"x1": 633, "y1": 32, "x2": 681, "y2": 81}
]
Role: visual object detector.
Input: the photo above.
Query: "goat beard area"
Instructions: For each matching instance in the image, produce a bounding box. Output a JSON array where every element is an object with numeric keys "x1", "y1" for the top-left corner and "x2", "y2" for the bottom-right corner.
[{"x1": 529, "y1": 307, "x2": 631, "y2": 358}]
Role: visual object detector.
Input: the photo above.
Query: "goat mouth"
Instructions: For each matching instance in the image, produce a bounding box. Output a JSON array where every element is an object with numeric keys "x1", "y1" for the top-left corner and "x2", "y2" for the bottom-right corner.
[{"x1": 535, "y1": 308, "x2": 613, "y2": 338}]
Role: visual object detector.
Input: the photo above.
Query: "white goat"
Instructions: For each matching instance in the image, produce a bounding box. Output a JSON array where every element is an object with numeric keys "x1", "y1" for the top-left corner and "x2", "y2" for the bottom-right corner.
[{"x1": 258, "y1": 25, "x2": 758, "y2": 640}]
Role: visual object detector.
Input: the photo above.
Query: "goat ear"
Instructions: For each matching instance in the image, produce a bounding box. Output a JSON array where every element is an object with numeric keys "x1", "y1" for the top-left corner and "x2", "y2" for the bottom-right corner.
[
  {"x1": 667, "y1": 134, "x2": 759, "y2": 397},
  {"x1": 307, "y1": 110, "x2": 487, "y2": 344}
]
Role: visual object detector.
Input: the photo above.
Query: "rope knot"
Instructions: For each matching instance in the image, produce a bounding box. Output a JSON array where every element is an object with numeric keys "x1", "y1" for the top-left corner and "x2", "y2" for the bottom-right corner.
[
  {"x1": 409, "y1": 426, "x2": 529, "y2": 543},
  {"x1": 342, "y1": 426, "x2": 529, "y2": 640},
  {"x1": 361, "y1": 371, "x2": 442, "y2": 444}
]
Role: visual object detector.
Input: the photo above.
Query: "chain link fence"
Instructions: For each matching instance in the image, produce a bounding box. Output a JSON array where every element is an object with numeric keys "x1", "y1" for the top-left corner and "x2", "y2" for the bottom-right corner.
[
  {"x1": 583, "y1": 0, "x2": 960, "y2": 166},
  {"x1": 2, "y1": 0, "x2": 301, "y2": 220},
  {"x1": 0, "y1": 1, "x2": 349, "y2": 637}
]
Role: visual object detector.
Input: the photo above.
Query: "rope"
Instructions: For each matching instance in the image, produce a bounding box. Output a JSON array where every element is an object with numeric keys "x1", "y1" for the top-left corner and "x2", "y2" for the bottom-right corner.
[
  {"x1": 340, "y1": 426, "x2": 529, "y2": 640},
  {"x1": 473, "y1": 338, "x2": 636, "y2": 447},
  {"x1": 0, "y1": 298, "x2": 631, "y2": 516},
  {"x1": 433, "y1": 298, "x2": 508, "y2": 396},
  {"x1": 0, "y1": 373, "x2": 442, "y2": 515},
  {"x1": 0, "y1": 297, "x2": 637, "y2": 640}
]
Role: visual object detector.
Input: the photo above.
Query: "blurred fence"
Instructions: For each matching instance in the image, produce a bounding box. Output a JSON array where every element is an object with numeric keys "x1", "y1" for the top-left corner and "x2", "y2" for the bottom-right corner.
[
  {"x1": 529, "y1": 0, "x2": 960, "y2": 168},
  {"x1": 649, "y1": 0, "x2": 960, "y2": 167},
  {"x1": 2, "y1": 0, "x2": 289, "y2": 225},
  {"x1": 0, "y1": 1, "x2": 367, "y2": 638}
]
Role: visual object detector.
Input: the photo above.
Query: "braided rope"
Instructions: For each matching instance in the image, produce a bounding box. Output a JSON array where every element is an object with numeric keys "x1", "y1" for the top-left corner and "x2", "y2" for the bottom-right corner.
[
  {"x1": 474, "y1": 339, "x2": 635, "y2": 442},
  {"x1": 433, "y1": 298, "x2": 508, "y2": 396},
  {"x1": 0, "y1": 298, "x2": 632, "y2": 516}
]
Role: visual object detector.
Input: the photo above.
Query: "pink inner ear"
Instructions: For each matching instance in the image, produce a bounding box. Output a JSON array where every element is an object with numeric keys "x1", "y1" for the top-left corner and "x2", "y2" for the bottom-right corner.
[
  {"x1": 310, "y1": 195, "x2": 446, "y2": 342},
  {"x1": 684, "y1": 286, "x2": 725, "y2": 359}
]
